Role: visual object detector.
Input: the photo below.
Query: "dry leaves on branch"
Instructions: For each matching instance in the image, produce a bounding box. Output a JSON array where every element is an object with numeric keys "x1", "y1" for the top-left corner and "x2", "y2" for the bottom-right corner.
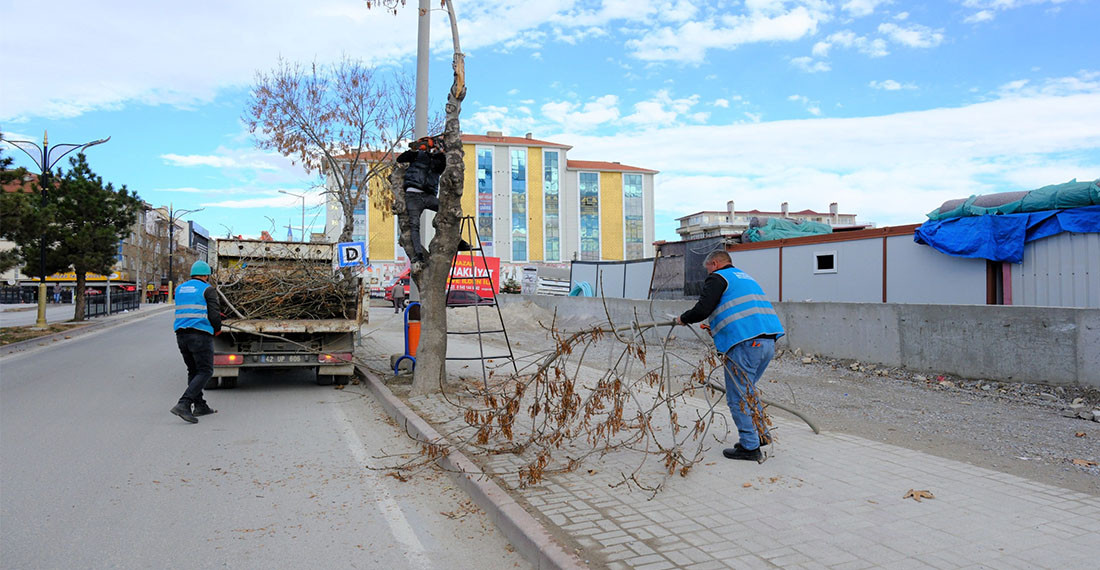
[{"x1": 903, "y1": 489, "x2": 935, "y2": 502}]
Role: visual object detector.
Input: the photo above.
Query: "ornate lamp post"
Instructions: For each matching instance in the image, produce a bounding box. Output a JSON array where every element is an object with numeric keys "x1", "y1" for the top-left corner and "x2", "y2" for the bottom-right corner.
[
  {"x1": 164, "y1": 204, "x2": 203, "y2": 303},
  {"x1": 278, "y1": 190, "x2": 306, "y2": 242},
  {"x1": 1, "y1": 131, "x2": 109, "y2": 328}
]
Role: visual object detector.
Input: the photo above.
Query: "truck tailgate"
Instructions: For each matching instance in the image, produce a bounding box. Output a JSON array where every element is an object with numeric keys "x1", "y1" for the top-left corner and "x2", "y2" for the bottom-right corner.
[{"x1": 224, "y1": 319, "x2": 358, "y2": 334}]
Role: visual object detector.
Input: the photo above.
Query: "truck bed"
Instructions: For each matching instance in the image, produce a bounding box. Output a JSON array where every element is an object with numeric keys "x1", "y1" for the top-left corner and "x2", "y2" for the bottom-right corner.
[{"x1": 223, "y1": 319, "x2": 358, "y2": 334}]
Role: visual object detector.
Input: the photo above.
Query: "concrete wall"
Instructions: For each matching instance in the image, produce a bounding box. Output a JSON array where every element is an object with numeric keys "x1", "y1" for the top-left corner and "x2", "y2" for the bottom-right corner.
[{"x1": 503, "y1": 295, "x2": 1100, "y2": 388}]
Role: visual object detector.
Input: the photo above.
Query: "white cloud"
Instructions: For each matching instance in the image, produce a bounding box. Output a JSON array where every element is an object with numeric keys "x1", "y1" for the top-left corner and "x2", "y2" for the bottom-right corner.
[
  {"x1": 466, "y1": 105, "x2": 537, "y2": 135},
  {"x1": 894, "y1": 11, "x2": 909, "y2": 20},
  {"x1": 623, "y1": 90, "x2": 704, "y2": 127},
  {"x1": 961, "y1": 0, "x2": 1072, "y2": 22},
  {"x1": 817, "y1": 30, "x2": 889, "y2": 57},
  {"x1": 713, "y1": 99, "x2": 730, "y2": 108},
  {"x1": 788, "y1": 94, "x2": 823, "y2": 116},
  {"x1": 626, "y1": 4, "x2": 828, "y2": 63},
  {"x1": 161, "y1": 153, "x2": 278, "y2": 170},
  {"x1": 200, "y1": 189, "x2": 326, "y2": 210},
  {"x1": 842, "y1": 0, "x2": 891, "y2": 18},
  {"x1": 791, "y1": 56, "x2": 831, "y2": 73},
  {"x1": 996, "y1": 71, "x2": 1100, "y2": 98},
  {"x1": 546, "y1": 86, "x2": 1100, "y2": 228},
  {"x1": 541, "y1": 95, "x2": 621, "y2": 131},
  {"x1": 878, "y1": 22, "x2": 945, "y2": 49},
  {"x1": 964, "y1": 10, "x2": 996, "y2": 23},
  {"x1": 869, "y1": 79, "x2": 916, "y2": 90}
]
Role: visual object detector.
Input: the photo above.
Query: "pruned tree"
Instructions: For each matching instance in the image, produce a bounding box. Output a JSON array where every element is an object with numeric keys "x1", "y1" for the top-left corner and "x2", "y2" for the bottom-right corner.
[
  {"x1": 243, "y1": 57, "x2": 417, "y2": 244},
  {"x1": 374, "y1": 0, "x2": 467, "y2": 395},
  {"x1": 51, "y1": 154, "x2": 141, "y2": 320}
]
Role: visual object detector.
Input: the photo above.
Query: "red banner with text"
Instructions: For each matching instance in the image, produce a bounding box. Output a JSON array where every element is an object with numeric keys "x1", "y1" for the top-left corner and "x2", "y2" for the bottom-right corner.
[{"x1": 447, "y1": 254, "x2": 500, "y2": 297}]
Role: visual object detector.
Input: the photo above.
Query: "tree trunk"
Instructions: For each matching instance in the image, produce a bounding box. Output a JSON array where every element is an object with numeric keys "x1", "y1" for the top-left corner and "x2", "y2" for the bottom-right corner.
[
  {"x1": 73, "y1": 272, "x2": 87, "y2": 322},
  {"x1": 407, "y1": 1, "x2": 466, "y2": 396}
]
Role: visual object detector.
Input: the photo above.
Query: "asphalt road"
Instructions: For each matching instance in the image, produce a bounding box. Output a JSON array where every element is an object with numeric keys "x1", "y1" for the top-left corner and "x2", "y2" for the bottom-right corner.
[{"x1": 1, "y1": 310, "x2": 527, "y2": 569}]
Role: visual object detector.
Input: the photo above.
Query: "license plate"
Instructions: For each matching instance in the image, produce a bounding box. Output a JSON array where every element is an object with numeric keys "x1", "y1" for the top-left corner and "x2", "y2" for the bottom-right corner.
[{"x1": 261, "y1": 354, "x2": 307, "y2": 364}]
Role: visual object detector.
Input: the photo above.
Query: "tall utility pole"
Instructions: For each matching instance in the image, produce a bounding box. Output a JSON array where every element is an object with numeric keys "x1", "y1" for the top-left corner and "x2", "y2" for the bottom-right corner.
[
  {"x1": 410, "y1": 0, "x2": 431, "y2": 302},
  {"x1": 164, "y1": 204, "x2": 203, "y2": 303},
  {"x1": 1, "y1": 132, "x2": 109, "y2": 328},
  {"x1": 415, "y1": 0, "x2": 430, "y2": 140}
]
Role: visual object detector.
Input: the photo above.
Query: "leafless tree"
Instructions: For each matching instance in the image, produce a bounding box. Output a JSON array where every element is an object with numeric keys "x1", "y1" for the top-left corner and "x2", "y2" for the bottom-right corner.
[{"x1": 243, "y1": 57, "x2": 416, "y2": 244}]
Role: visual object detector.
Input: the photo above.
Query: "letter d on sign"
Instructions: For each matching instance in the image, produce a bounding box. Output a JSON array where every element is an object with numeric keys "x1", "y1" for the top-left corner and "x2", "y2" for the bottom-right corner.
[{"x1": 337, "y1": 241, "x2": 367, "y2": 267}]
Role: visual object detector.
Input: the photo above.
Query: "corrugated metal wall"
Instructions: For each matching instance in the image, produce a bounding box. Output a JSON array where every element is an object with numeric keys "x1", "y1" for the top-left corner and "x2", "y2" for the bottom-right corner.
[{"x1": 1012, "y1": 232, "x2": 1100, "y2": 308}]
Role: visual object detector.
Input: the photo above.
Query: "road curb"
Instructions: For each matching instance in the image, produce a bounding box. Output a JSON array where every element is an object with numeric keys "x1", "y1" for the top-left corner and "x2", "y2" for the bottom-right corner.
[
  {"x1": 359, "y1": 367, "x2": 588, "y2": 570},
  {"x1": 0, "y1": 304, "x2": 175, "y2": 358}
]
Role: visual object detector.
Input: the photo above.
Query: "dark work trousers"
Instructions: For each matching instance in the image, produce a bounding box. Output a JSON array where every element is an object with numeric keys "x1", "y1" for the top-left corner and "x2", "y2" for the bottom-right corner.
[
  {"x1": 176, "y1": 328, "x2": 214, "y2": 406},
  {"x1": 405, "y1": 190, "x2": 439, "y2": 260}
]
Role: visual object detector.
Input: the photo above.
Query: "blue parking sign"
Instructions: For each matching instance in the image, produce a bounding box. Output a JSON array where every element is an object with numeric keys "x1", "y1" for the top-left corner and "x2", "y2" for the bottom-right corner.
[{"x1": 337, "y1": 241, "x2": 367, "y2": 267}]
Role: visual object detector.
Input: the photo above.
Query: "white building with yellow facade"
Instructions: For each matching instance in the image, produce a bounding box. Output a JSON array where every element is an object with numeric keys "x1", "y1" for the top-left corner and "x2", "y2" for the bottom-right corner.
[{"x1": 324, "y1": 131, "x2": 657, "y2": 273}]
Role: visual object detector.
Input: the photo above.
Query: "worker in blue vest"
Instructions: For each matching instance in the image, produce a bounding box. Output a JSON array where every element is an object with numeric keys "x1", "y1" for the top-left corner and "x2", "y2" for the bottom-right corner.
[
  {"x1": 169, "y1": 260, "x2": 222, "y2": 424},
  {"x1": 676, "y1": 250, "x2": 784, "y2": 461}
]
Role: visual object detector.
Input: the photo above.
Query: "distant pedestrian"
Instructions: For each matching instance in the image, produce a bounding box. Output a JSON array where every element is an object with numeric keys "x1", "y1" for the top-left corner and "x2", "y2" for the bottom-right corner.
[
  {"x1": 392, "y1": 279, "x2": 406, "y2": 313},
  {"x1": 169, "y1": 261, "x2": 222, "y2": 424},
  {"x1": 676, "y1": 250, "x2": 784, "y2": 461}
]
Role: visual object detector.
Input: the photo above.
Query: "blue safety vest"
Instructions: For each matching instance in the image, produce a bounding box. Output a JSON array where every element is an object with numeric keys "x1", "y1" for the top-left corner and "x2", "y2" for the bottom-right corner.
[
  {"x1": 173, "y1": 279, "x2": 213, "y2": 334},
  {"x1": 708, "y1": 267, "x2": 785, "y2": 353}
]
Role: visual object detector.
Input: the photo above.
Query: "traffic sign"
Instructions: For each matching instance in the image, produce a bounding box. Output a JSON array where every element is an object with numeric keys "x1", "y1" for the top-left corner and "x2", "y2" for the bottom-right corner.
[{"x1": 337, "y1": 241, "x2": 367, "y2": 267}]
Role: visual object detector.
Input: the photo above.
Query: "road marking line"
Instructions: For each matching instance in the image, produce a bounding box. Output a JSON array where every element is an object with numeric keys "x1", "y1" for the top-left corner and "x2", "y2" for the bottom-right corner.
[{"x1": 332, "y1": 404, "x2": 431, "y2": 569}]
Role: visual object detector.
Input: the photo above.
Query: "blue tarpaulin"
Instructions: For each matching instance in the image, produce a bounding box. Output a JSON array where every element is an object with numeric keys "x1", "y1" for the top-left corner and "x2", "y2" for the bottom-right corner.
[{"x1": 914, "y1": 205, "x2": 1100, "y2": 263}]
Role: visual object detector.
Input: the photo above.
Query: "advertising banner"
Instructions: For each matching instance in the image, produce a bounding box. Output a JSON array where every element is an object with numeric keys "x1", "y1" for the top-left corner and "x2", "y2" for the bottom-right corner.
[{"x1": 447, "y1": 254, "x2": 500, "y2": 297}]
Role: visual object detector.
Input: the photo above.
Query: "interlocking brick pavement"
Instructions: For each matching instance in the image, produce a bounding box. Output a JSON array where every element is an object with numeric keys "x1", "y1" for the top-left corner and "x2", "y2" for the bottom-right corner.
[{"x1": 360, "y1": 308, "x2": 1100, "y2": 569}]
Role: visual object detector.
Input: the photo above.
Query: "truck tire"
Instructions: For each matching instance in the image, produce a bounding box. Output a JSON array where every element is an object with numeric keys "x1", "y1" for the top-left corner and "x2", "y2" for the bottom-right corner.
[
  {"x1": 221, "y1": 377, "x2": 238, "y2": 389},
  {"x1": 206, "y1": 378, "x2": 221, "y2": 390},
  {"x1": 335, "y1": 375, "x2": 350, "y2": 386},
  {"x1": 316, "y1": 374, "x2": 335, "y2": 386}
]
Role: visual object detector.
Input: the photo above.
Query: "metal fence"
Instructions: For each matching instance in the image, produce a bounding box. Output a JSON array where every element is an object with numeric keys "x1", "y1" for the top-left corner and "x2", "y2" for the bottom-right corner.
[
  {"x1": 84, "y1": 292, "x2": 141, "y2": 319},
  {"x1": 0, "y1": 286, "x2": 24, "y2": 304}
]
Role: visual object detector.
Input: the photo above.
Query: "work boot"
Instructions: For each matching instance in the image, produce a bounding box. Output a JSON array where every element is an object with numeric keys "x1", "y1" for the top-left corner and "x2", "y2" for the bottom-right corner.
[
  {"x1": 193, "y1": 402, "x2": 217, "y2": 416},
  {"x1": 723, "y1": 443, "x2": 762, "y2": 461},
  {"x1": 170, "y1": 402, "x2": 198, "y2": 424}
]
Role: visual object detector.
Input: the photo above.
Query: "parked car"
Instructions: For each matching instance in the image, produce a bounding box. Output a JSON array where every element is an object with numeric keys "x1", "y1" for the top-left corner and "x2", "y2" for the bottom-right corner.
[{"x1": 446, "y1": 290, "x2": 495, "y2": 307}]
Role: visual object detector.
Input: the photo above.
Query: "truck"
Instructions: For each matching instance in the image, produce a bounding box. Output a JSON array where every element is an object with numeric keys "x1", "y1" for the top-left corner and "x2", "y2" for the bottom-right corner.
[{"x1": 208, "y1": 239, "x2": 361, "y2": 388}]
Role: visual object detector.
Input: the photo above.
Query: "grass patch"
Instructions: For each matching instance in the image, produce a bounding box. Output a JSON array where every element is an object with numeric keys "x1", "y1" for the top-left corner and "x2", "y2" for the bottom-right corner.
[{"x1": 0, "y1": 322, "x2": 90, "y2": 346}]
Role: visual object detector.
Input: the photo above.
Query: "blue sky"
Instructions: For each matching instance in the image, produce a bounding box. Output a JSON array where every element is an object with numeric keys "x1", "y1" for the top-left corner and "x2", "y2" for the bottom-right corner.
[{"x1": 2, "y1": 0, "x2": 1098, "y2": 243}]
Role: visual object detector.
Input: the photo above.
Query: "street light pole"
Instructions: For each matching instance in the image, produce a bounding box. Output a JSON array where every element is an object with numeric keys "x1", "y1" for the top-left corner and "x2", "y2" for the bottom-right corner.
[
  {"x1": 1, "y1": 131, "x2": 109, "y2": 329},
  {"x1": 278, "y1": 190, "x2": 306, "y2": 242},
  {"x1": 164, "y1": 204, "x2": 203, "y2": 303}
]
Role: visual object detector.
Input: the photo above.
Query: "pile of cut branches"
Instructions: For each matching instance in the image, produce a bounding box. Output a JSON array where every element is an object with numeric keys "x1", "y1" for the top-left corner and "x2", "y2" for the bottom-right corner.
[
  {"x1": 215, "y1": 261, "x2": 356, "y2": 320},
  {"x1": 381, "y1": 310, "x2": 763, "y2": 497}
]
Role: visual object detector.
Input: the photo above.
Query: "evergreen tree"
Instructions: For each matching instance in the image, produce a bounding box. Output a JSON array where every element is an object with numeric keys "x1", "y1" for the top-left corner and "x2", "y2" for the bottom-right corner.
[{"x1": 52, "y1": 154, "x2": 141, "y2": 321}]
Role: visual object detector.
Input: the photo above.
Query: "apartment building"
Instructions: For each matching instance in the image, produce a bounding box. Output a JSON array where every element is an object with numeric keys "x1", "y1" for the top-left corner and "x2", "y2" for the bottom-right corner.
[
  {"x1": 323, "y1": 132, "x2": 658, "y2": 266},
  {"x1": 676, "y1": 200, "x2": 860, "y2": 240}
]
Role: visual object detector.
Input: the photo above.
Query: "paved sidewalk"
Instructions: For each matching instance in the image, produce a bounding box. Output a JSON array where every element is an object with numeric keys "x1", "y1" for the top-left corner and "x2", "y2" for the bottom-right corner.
[{"x1": 359, "y1": 305, "x2": 1100, "y2": 569}]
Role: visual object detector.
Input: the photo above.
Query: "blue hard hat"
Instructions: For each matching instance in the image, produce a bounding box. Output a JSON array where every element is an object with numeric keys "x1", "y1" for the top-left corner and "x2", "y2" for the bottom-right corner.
[{"x1": 190, "y1": 260, "x2": 212, "y2": 276}]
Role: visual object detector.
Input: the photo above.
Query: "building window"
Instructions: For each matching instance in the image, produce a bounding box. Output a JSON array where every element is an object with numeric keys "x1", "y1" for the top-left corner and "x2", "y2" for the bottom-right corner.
[
  {"x1": 352, "y1": 199, "x2": 366, "y2": 242},
  {"x1": 623, "y1": 174, "x2": 643, "y2": 259},
  {"x1": 579, "y1": 172, "x2": 600, "y2": 260},
  {"x1": 814, "y1": 251, "x2": 837, "y2": 274},
  {"x1": 476, "y1": 148, "x2": 493, "y2": 252},
  {"x1": 510, "y1": 149, "x2": 527, "y2": 262},
  {"x1": 543, "y1": 150, "x2": 560, "y2": 261}
]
